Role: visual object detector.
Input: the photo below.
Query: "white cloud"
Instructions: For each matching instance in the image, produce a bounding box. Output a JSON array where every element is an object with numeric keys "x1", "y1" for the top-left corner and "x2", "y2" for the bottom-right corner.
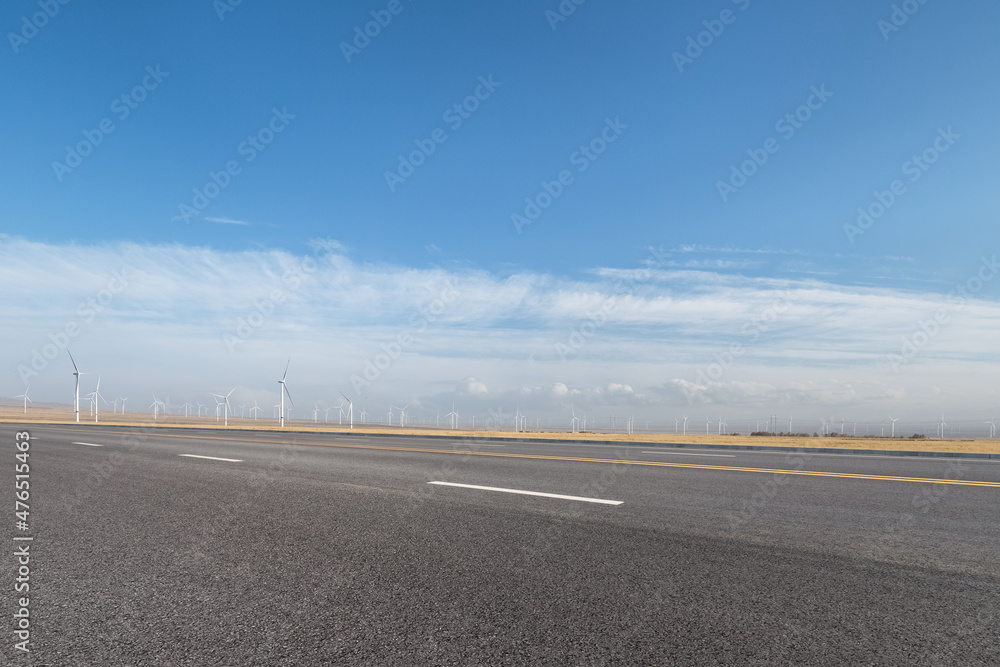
[
  {"x1": 3, "y1": 237, "x2": 1000, "y2": 427},
  {"x1": 205, "y1": 217, "x2": 251, "y2": 226}
]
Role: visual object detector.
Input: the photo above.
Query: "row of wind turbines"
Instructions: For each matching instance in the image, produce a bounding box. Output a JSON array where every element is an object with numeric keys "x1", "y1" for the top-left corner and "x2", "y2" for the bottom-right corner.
[{"x1": 13, "y1": 351, "x2": 996, "y2": 439}]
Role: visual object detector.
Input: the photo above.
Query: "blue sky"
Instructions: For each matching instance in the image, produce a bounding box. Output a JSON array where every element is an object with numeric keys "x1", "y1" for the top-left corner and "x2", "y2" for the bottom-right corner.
[{"x1": 3, "y1": 1, "x2": 1000, "y2": 428}]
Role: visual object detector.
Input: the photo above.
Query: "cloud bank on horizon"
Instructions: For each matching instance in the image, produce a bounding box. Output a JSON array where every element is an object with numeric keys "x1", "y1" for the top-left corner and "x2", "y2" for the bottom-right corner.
[{"x1": 3, "y1": 237, "x2": 999, "y2": 425}]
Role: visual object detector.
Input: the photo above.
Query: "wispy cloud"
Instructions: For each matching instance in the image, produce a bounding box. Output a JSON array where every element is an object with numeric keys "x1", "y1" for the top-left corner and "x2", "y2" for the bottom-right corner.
[
  {"x1": 205, "y1": 217, "x2": 251, "y2": 226},
  {"x1": 3, "y1": 237, "x2": 999, "y2": 422}
]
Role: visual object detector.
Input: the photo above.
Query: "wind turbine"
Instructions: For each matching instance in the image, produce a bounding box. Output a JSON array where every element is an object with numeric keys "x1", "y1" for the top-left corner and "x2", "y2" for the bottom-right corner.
[
  {"x1": 313, "y1": 403, "x2": 320, "y2": 423},
  {"x1": 396, "y1": 405, "x2": 409, "y2": 427},
  {"x1": 87, "y1": 376, "x2": 107, "y2": 423},
  {"x1": 339, "y1": 393, "x2": 354, "y2": 429},
  {"x1": 360, "y1": 407, "x2": 368, "y2": 424},
  {"x1": 68, "y1": 350, "x2": 88, "y2": 423},
  {"x1": 889, "y1": 416, "x2": 899, "y2": 438},
  {"x1": 570, "y1": 407, "x2": 580, "y2": 433},
  {"x1": 446, "y1": 403, "x2": 460, "y2": 430},
  {"x1": 150, "y1": 394, "x2": 165, "y2": 420},
  {"x1": 210, "y1": 388, "x2": 236, "y2": 426},
  {"x1": 251, "y1": 400, "x2": 262, "y2": 420},
  {"x1": 386, "y1": 405, "x2": 394, "y2": 425},
  {"x1": 277, "y1": 359, "x2": 293, "y2": 428},
  {"x1": 195, "y1": 401, "x2": 205, "y2": 417},
  {"x1": 986, "y1": 418, "x2": 996, "y2": 439},
  {"x1": 15, "y1": 386, "x2": 31, "y2": 414}
]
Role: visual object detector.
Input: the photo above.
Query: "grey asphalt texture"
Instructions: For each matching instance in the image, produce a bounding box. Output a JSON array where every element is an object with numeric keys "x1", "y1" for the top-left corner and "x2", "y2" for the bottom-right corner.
[{"x1": 4, "y1": 424, "x2": 1000, "y2": 665}]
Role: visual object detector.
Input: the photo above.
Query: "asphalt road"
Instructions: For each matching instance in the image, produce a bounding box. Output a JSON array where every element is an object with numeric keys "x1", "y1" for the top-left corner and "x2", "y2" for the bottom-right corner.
[{"x1": 4, "y1": 424, "x2": 999, "y2": 665}]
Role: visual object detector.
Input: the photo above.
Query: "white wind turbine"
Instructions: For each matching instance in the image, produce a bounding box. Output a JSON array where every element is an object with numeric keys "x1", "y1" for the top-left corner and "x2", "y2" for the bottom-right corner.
[
  {"x1": 360, "y1": 407, "x2": 368, "y2": 424},
  {"x1": 250, "y1": 400, "x2": 262, "y2": 420},
  {"x1": 339, "y1": 393, "x2": 354, "y2": 429},
  {"x1": 889, "y1": 416, "x2": 899, "y2": 438},
  {"x1": 682, "y1": 415, "x2": 688, "y2": 435},
  {"x1": 87, "y1": 376, "x2": 108, "y2": 423},
  {"x1": 120, "y1": 396, "x2": 128, "y2": 414},
  {"x1": 313, "y1": 403, "x2": 320, "y2": 423},
  {"x1": 68, "y1": 350, "x2": 88, "y2": 423},
  {"x1": 210, "y1": 388, "x2": 236, "y2": 427},
  {"x1": 278, "y1": 359, "x2": 293, "y2": 427},
  {"x1": 986, "y1": 418, "x2": 996, "y2": 439},
  {"x1": 396, "y1": 405, "x2": 409, "y2": 427},
  {"x1": 150, "y1": 394, "x2": 165, "y2": 420},
  {"x1": 446, "y1": 403, "x2": 460, "y2": 430},
  {"x1": 195, "y1": 401, "x2": 205, "y2": 417},
  {"x1": 15, "y1": 386, "x2": 31, "y2": 414},
  {"x1": 570, "y1": 407, "x2": 580, "y2": 433}
]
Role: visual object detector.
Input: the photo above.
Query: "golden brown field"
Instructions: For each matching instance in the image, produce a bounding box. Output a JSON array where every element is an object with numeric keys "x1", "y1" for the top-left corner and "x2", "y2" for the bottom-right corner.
[{"x1": 3, "y1": 405, "x2": 999, "y2": 453}]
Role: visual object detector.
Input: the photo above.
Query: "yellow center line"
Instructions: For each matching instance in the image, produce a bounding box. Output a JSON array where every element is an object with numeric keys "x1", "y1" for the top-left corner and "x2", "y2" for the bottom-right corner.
[{"x1": 30, "y1": 426, "x2": 1000, "y2": 487}]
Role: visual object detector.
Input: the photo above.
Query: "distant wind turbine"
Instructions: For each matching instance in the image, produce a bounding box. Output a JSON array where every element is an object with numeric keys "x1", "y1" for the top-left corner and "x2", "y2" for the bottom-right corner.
[
  {"x1": 278, "y1": 359, "x2": 293, "y2": 428},
  {"x1": 889, "y1": 416, "x2": 899, "y2": 438},
  {"x1": 15, "y1": 386, "x2": 31, "y2": 414},
  {"x1": 210, "y1": 388, "x2": 236, "y2": 427},
  {"x1": 68, "y1": 350, "x2": 88, "y2": 423},
  {"x1": 150, "y1": 394, "x2": 165, "y2": 420},
  {"x1": 87, "y1": 376, "x2": 107, "y2": 423},
  {"x1": 446, "y1": 403, "x2": 460, "y2": 430},
  {"x1": 339, "y1": 393, "x2": 354, "y2": 429}
]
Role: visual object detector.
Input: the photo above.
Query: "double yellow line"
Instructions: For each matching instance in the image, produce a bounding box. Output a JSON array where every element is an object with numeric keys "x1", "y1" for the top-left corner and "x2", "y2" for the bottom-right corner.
[{"x1": 34, "y1": 426, "x2": 1000, "y2": 488}]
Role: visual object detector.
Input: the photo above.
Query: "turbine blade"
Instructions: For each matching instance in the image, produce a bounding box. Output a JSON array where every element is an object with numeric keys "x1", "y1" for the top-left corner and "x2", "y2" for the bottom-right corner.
[
  {"x1": 284, "y1": 385, "x2": 294, "y2": 407},
  {"x1": 282, "y1": 358, "x2": 290, "y2": 381}
]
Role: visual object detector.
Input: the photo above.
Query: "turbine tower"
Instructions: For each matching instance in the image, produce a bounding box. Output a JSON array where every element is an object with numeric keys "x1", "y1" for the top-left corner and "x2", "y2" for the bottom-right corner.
[
  {"x1": 889, "y1": 416, "x2": 899, "y2": 438},
  {"x1": 68, "y1": 350, "x2": 87, "y2": 423},
  {"x1": 210, "y1": 388, "x2": 236, "y2": 427},
  {"x1": 446, "y1": 403, "x2": 460, "y2": 430},
  {"x1": 15, "y1": 386, "x2": 31, "y2": 414},
  {"x1": 339, "y1": 393, "x2": 354, "y2": 429},
  {"x1": 278, "y1": 359, "x2": 293, "y2": 427},
  {"x1": 88, "y1": 376, "x2": 107, "y2": 423}
]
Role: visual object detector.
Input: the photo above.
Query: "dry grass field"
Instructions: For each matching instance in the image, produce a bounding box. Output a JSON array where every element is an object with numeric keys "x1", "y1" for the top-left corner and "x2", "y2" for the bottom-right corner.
[{"x1": 4, "y1": 405, "x2": 999, "y2": 454}]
